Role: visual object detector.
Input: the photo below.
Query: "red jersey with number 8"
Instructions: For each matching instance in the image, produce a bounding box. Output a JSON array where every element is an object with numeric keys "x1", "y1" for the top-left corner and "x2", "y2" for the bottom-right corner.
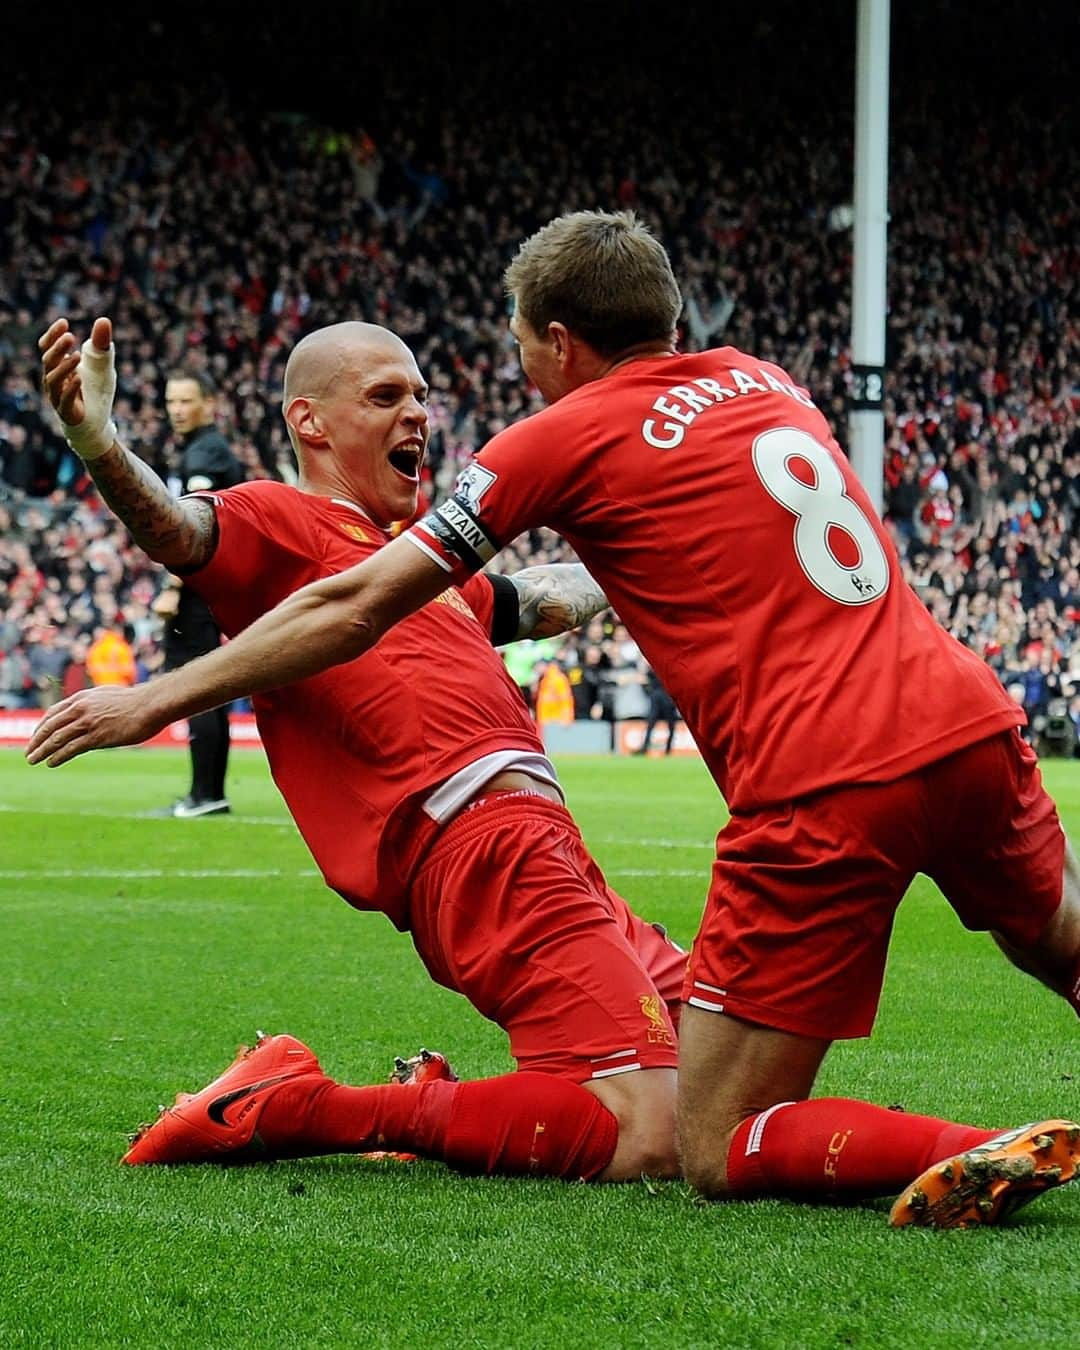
[{"x1": 410, "y1": 347, "x2": 1022, "y2": 811}]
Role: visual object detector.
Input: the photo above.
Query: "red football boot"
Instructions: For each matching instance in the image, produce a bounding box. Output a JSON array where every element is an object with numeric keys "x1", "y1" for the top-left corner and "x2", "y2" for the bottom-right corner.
[
  {"x1": 361, "y1": 1048, "x2": 459, "y2": 1162},
  {"x1": 122, "y1": 1032, "x2": 324, "y2": 1165},
  {"x1": 389, "y1": 1048, "x2": 459, "y2": 1086}
]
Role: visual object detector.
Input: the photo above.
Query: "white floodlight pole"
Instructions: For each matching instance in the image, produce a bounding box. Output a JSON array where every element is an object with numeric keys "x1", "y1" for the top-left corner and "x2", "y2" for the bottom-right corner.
[{"x1": 849, "y1": 0, "x2": 890, "y2": 514}]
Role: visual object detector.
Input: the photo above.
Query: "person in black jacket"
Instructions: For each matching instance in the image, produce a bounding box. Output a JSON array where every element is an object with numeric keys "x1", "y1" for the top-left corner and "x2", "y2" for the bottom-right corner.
[
  {"x1": 151, "y1": 369, "x2": 244, "y2": 817},
  {"x1": 635, "y1": 664, "x2": 679, "y2": 756}
]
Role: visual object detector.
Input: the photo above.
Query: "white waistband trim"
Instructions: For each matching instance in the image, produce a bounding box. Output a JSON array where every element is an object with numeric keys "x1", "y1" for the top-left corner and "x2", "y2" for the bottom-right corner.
[{"x1": 423, "y1": 749, "x2": 563, "y2": 825}]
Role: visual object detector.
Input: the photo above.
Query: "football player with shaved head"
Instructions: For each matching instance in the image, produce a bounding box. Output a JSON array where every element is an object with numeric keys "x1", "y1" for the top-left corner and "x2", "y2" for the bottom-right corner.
[
  {"x1": 34, "y1": 313, "x2": 685, "y2": 1184},
  {"x1": 33, "y1": 210, "x2": 1080, "y2": 1228}
]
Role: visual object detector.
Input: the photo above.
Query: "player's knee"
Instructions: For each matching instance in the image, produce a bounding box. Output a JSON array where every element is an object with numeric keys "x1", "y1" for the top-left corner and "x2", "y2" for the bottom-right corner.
[
  {"x1": 679, "y1": 1134, "x2": 734, "y2": 1200},
  {"x1": 677, "y1": 1091, "x2": 743, "y2": 1200},
  {"x1": 587, "y1": 1067, "x2": 679, "y2": 1182},
  {"x1": 603, "y1": 1118, "x2": 680, "y2": 1182}
]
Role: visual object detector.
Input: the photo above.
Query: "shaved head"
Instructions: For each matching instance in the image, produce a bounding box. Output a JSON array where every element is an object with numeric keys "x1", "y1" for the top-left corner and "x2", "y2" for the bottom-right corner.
[
  {"x1": 280, "y1": 320, "x2": 430, "y2": 522},
  {"x1": 283, "y1": 322, "x2": 415, "y2": 406}
]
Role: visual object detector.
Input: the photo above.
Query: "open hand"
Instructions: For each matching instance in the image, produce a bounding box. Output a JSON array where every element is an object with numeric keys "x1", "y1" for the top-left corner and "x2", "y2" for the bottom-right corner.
[
  {"x1": 38, "y1": 317, "x2": 117, "y2": 458},
  {"x1": 39, "y1": 317, "x2": 112, "y2": 426},
  {"x1": 25, "y1": 684, "x2": 168, "y2": 768}
]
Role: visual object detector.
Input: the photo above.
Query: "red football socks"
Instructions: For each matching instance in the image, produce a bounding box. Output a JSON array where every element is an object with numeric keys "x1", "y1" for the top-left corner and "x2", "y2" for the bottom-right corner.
[
  {"x1": 725, "y1": 1097, "x2": 999, "y2": 1199},
  {"x1": 256, "y1": 1071, "x2": 619, "y2": 1181},
  {"x1": 440, "y1": 1073, "x2": 618, "y2": 1178}
]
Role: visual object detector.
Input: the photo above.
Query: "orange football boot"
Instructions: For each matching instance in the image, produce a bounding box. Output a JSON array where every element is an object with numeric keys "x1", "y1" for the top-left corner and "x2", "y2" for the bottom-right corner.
[
  {"x1": 122, "y1": 1032, "x2": 324, "y2": 1165},
  {"x1": 890, "y1": 1119, "x2": 1080, "y2": 1228}
]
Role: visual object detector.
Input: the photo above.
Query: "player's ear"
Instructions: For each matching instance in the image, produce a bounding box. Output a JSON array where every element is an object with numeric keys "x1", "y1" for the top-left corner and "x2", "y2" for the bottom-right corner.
[
  {"x1": 285, "y1": 397, "x2": 326, "y2": 448},
  {"x1": 548, "y1": 322, "x2": 572, "y2": 365}
]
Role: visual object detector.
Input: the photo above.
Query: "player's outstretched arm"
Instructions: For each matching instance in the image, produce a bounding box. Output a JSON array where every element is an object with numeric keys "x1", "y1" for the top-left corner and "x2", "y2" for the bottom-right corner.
[
  {"x1": 39, "y1": 317, "x2": 216, "y2": 571},
  {"x1": 25, "y1": 534, "x2": 452, "y2": 767},
  {"x1": 506, "y1": 563, "x2": 609, "y2": 639}
]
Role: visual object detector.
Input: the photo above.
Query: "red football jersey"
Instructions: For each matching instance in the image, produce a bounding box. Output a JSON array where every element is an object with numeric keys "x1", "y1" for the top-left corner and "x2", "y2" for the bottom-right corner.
[
  {"x1": 411, "y1": 347, "x2": 1022, "y2": 810},
  {"x1": 186, "y1": 481, "x2": 544, "y2": 925}
]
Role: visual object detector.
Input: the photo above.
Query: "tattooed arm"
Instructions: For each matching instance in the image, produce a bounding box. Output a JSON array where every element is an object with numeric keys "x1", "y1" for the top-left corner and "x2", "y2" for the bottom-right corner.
[
  {"x1": 506, "y1": 563, "x2": 609, "y2": 640},
  {"x1": 81, "y1": 445, "x2": 217, "y2": 572},
  {"x1": 39, "y1": 316, "x2": 217, "y2": 572}
]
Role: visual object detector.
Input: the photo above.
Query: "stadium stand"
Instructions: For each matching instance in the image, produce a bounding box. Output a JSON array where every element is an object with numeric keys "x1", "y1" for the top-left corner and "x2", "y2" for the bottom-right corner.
[{"x1": 2, "y1": 7, "x2": 1077, "y2": 749}]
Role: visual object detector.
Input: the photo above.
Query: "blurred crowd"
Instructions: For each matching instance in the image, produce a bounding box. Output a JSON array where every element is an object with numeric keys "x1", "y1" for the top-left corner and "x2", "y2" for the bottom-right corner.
[{"x1": 1, "y1": 12, "x2": 1078, "y2": 751}]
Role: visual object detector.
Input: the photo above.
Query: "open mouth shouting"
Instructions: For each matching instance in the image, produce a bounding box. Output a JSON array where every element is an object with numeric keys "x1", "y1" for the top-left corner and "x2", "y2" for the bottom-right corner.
[{"x1": 388, "y1": 438, "x2": 424, "y2": 482}]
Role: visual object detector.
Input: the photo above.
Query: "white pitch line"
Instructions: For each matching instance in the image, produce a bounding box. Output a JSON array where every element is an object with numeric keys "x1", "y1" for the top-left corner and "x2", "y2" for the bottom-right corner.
[
  {"x1": 608, "y1": 868, "x2": 702, "y2": 878},
  {"x1": 0, "y1": 804, "x2": 714, "y2": 848},
  {"x1": 0, "y1": 803, "x2": 292, "y2": 826},
  {"x1": 597, "y1": 836, "x2": 714, "y2": 850},
  {"x1": 0, "y1": 867, "x2": 320, "y2": 880},
  {"x1": 2, "y1": 865, "x2": 699, "y2": 882}
]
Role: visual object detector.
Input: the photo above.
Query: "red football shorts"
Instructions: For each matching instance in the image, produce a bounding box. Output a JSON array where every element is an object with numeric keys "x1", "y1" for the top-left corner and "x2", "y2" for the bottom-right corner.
[
  {"x1": 408, "y1": 792, "x2": 683, "y2": 1081},
  {"x1": 684, "y1": 729, "x2": 1065, "y2": 1040}
]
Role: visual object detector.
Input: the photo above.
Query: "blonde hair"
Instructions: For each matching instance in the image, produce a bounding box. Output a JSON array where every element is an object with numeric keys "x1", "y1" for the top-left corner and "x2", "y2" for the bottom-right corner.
[{"x1": 504, "y1": 210, "x2": 682, "y2": 356}]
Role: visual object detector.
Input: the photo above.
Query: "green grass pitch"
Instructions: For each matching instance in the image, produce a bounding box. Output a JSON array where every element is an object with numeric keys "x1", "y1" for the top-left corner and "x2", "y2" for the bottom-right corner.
[{"x1": 1, "y1": 747, "x2": 1077, "y2": 1348}]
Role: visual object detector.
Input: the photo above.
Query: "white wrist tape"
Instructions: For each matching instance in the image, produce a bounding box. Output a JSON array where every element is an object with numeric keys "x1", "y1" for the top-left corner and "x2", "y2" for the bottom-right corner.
[{"x1": 64, "y1": 339, "x2": 118, "y2": 461}]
